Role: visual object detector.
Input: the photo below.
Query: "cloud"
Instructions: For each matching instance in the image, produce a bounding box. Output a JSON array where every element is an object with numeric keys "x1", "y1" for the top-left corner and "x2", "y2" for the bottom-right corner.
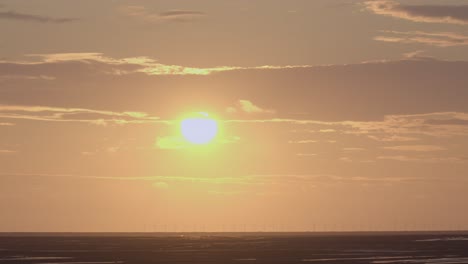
[
  {"x1": 226, "y1": 100, "x2": 275, "y2": 114},
  {"x1": 377, "y1": 155, "x2": 466, "y2": 163},
  {"x1": 120, "y1": 6, "x2": 205, "y2": 23},
  {"x1": 156, "y1": 136, "x2": 187, "y2": 150},
  {"x1": 368, "y1": 135, "x2": 419, "y2": 142},
  {"x1": 342, "y1": 112, "x2": 468, "y2": 138},
  {"x1": 2, "y1": 52, "x2": 468, "y2": 193},
  {"x1": 0, "y1": 122, "x2": 14, "y2": 126},
  {"x1": 155, "y1": 135, "x2": 240, "y2": 150},
  {"x1": 339, "y1": 157, "x2": 353, "y2": 162},
  {"x1": 296, "y1": 153, "x2": 317, "y2": 157},
  {"x1": 251, "y1": 174, "x2": 422, "y2": 185},
  {"x1": 319, "y1": 129, "x2": 336, "y2": 133},
  {"x1": 0, "y1": 172, "x2": 258, "y2": 186},
  {"x1": 364, "y1": 0, "x2": 468, "y2": 25},
  {"x1": 3, "y1": 54, "x2": 468, "y2": 125},
  {"x1": 346, "y1": 176, "x2": 421, "y2": 183},
  {"x1": 239, "y1": 100, "x2": 275, "y2": 114},
  {"x1": 402, "y1": 50, "x2": 427, "y2": 59},
  {"x1": 7, "y1": 98, "x2": 464, "y2": 146},
  {"x1": 106, "y1": 146, "x2": 120, "y2": 153},
  {"x1": 343, "y1": 148, "x2": 365, "y2": 151},
  {"x1": 1, "y1": 53, "x2": 310, "y2": 77},
  {"x1": 0, "y1": 74, "x2": 55, "y2": 81},
  {"x1": 383, "y1": 145, "x2": 446, "y2": 152},
  {"x1": 0, "y1": 105, "x2": 161, "y2": 125},
  {"x1": 0, "y1": 172, "x2": 442, "y2": 187},
  {"x1": 375, "y1": 31, "x2": 468, "y2": 47},
  {"x1": 153, "y1": 182, "x2": 169, "y2": 189},
  {"x1": 425, "y1": 118, "x2": 468, "y2": 126},
  {"x1": 208, "y1": 190, "x2": 246, "y2": 196},
  {"x1": 0, "y1": 149, "x2": 17, "y2": 154},
  {"x1": 228, "y1": 111, "x2": 468, "y2": 144},
  {"x1": 289, "y1": 140, "x2": 317, "y2": 144},
  {"x1": 0, "y1": 10, "x2": 78, "y2": 23},
  {"x1": 159, "y1": 10, "x2": 205, "y2": 20}
]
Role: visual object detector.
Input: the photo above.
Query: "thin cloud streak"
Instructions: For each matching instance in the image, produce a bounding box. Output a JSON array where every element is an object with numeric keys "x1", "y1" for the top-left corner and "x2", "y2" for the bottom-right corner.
[
  {"x1": 158, "y1": 10, "x2": 205, "y2": 19},
  {"x1": 0, "y1": 105, "x2": 162, "y2": 125},
  {"x1": 0, "y1": 150, "x2": 17, "y2": 154},
  {"x1": 120, "y1": 6, "x2": 205, "y2": 23},
  {"x1": 0, "y1": 172, "x2": 426, "y2": 186},
  {"x1": 364, "y1": 0, "x2": 468, "y2": 25},
  {"x1": 0, "y1": 122, "x2": 14, "y2": 126},
  {"x1": 0, "y1": 10, "x2": 78, "y2": 23},
  {"x1": 383, "y1": 145, "x2": 446, "y2": 152},
  {"x1": 289, "y1": 140, "x2": 318, "y2": 144},
  {"x1": 375, "y1": 31, "x2": 468, "y2": 47},
  {"x1": 377, "y1": 155, "x2": 466, "y2": 163},
  {"x1": 2, "y1": 103, "x2": 468, "y2": 143},
  {"x1": 6, "y1": 53, "x2": 312, "y2": 76},
  {"x1": 225, "y1": 111, "x2": 468, "y2": 142}
]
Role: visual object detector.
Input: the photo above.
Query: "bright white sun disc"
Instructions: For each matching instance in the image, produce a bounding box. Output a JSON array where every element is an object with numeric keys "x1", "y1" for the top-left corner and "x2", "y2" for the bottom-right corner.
[{"x1": 181, "y1": 116, "x2": 218, "y2": 144}]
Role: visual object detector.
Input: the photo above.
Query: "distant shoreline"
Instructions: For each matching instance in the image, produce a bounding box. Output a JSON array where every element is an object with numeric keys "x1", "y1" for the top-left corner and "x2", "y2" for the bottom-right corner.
[{"x1": 1, "y1": 231, "x2": 468, "y2": 237}]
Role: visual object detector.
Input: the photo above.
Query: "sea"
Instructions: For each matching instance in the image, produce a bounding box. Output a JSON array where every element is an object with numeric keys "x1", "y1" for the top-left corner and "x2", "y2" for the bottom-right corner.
[{"x1": 1, "y1": 232, "x2": 468, "y2": 264}]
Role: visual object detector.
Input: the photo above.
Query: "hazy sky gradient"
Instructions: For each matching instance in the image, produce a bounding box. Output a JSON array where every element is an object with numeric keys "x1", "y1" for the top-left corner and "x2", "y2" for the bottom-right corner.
[{"x1": 1, "y1": 0, "x2": 468, "y2": 232}]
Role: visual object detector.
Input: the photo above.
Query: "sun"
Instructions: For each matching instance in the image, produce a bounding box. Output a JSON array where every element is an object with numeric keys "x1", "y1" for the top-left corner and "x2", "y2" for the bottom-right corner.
[{"x1": 181, "y1": 112, "x2": 219, "y2": 144}]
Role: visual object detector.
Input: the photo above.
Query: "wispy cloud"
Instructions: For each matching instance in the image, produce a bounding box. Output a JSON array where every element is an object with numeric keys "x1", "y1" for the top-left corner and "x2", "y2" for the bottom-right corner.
[
  {"x1": 343, "y1": 112, "x2": 468, "y2": 138},
  {"x1": 153, "y1": 181, "x2": 169, "y2": 189},
  {"x1": 0, "y1": 74, "x2": 55, "y2": 81},
  {"x1": 0, "y1": 105, "x2": 161, "y2": 125},
  {"x1": 383, "y1": 145, "x2": 446, "y2": 152},
  {"x1": 159, "y1": 10, "x2": 205, "y2": 21},
  {"x1": 0, "y1": 172, "x2": 262, "y2": 186},
  {"x1": 0, "y1": 149, "x2": 17, "y2": 154},
  {"x1": 375, "y1": 31, "x2": 468, "y2": 47},
  {"x1": 120, "y1": 5, "x2": 205, "y2": 23},
  {"x1": 367, "y1": 135, "x2": 419, "y2": 142},
  {"x1": 339, "y1": 157, "x2": 353, "y2": 162},
  {"x1": 5, "y1": 53, "x2": 311, "y2": 76},
  {"x1": 228, "y1": 112, "x2": 468, "y2": 142},
  {"x1": 0, "y1": 10, "x2": 78, "y2": 23},
  {"x1": 289, "y1": 140, "x2": 318, "y2": 144},
  {"x1": 377, "y1": 155, "x2": 466, "y2": 163},
  {"x1": 226, "y1": 100, "x2": 275, "y2": 114},
  {"x1": 0, "y1": 122, "x2": 14, "y2": 126},
  {"x1": 155, "y1": 136, "x2": 187, "y2": 150},
  {"x1": 425, "y1": 118, "x2": 468, "y2": 126},
  {"x1": 3, "y1": 55, "x2": 468, "y2": 145},
  {"x1": 343, "y1": 147, "x2": 365, "y2": 151},
  {"x1": 296, "y1": 153, "x2": 317, "y2": 157},
  {"x1": 319, "y1": 129, "x2": 336, "y2": 133},
  {"x1": 364, "y1": 0, "x2": 468, "y2": 25},
  {"x1": 1, "y1": 172, "x2": 422, "y2": 186}
]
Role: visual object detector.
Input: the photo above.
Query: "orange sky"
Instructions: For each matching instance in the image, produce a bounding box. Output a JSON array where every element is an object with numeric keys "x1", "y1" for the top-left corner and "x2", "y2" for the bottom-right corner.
[{"x1": 1, "y1": 0, "x2": 468, "y2": 232}]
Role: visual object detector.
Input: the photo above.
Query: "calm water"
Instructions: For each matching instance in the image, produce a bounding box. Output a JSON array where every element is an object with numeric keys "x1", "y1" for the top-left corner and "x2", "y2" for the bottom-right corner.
[{"x1": 1, "y1": 233, "x2": 468, "y2": 264}]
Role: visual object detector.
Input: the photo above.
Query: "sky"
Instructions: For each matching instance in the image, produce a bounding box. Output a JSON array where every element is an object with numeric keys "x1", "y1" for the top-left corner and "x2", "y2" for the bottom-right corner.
[{"x1": 1, "y1": 0, "x2": 468, "y2": 232}]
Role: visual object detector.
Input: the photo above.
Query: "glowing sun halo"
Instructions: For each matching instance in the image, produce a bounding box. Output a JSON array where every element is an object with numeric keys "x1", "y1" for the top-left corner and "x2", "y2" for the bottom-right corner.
[{"x1": 181, "y1": 113, "x2": 218, "y2": 144}]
